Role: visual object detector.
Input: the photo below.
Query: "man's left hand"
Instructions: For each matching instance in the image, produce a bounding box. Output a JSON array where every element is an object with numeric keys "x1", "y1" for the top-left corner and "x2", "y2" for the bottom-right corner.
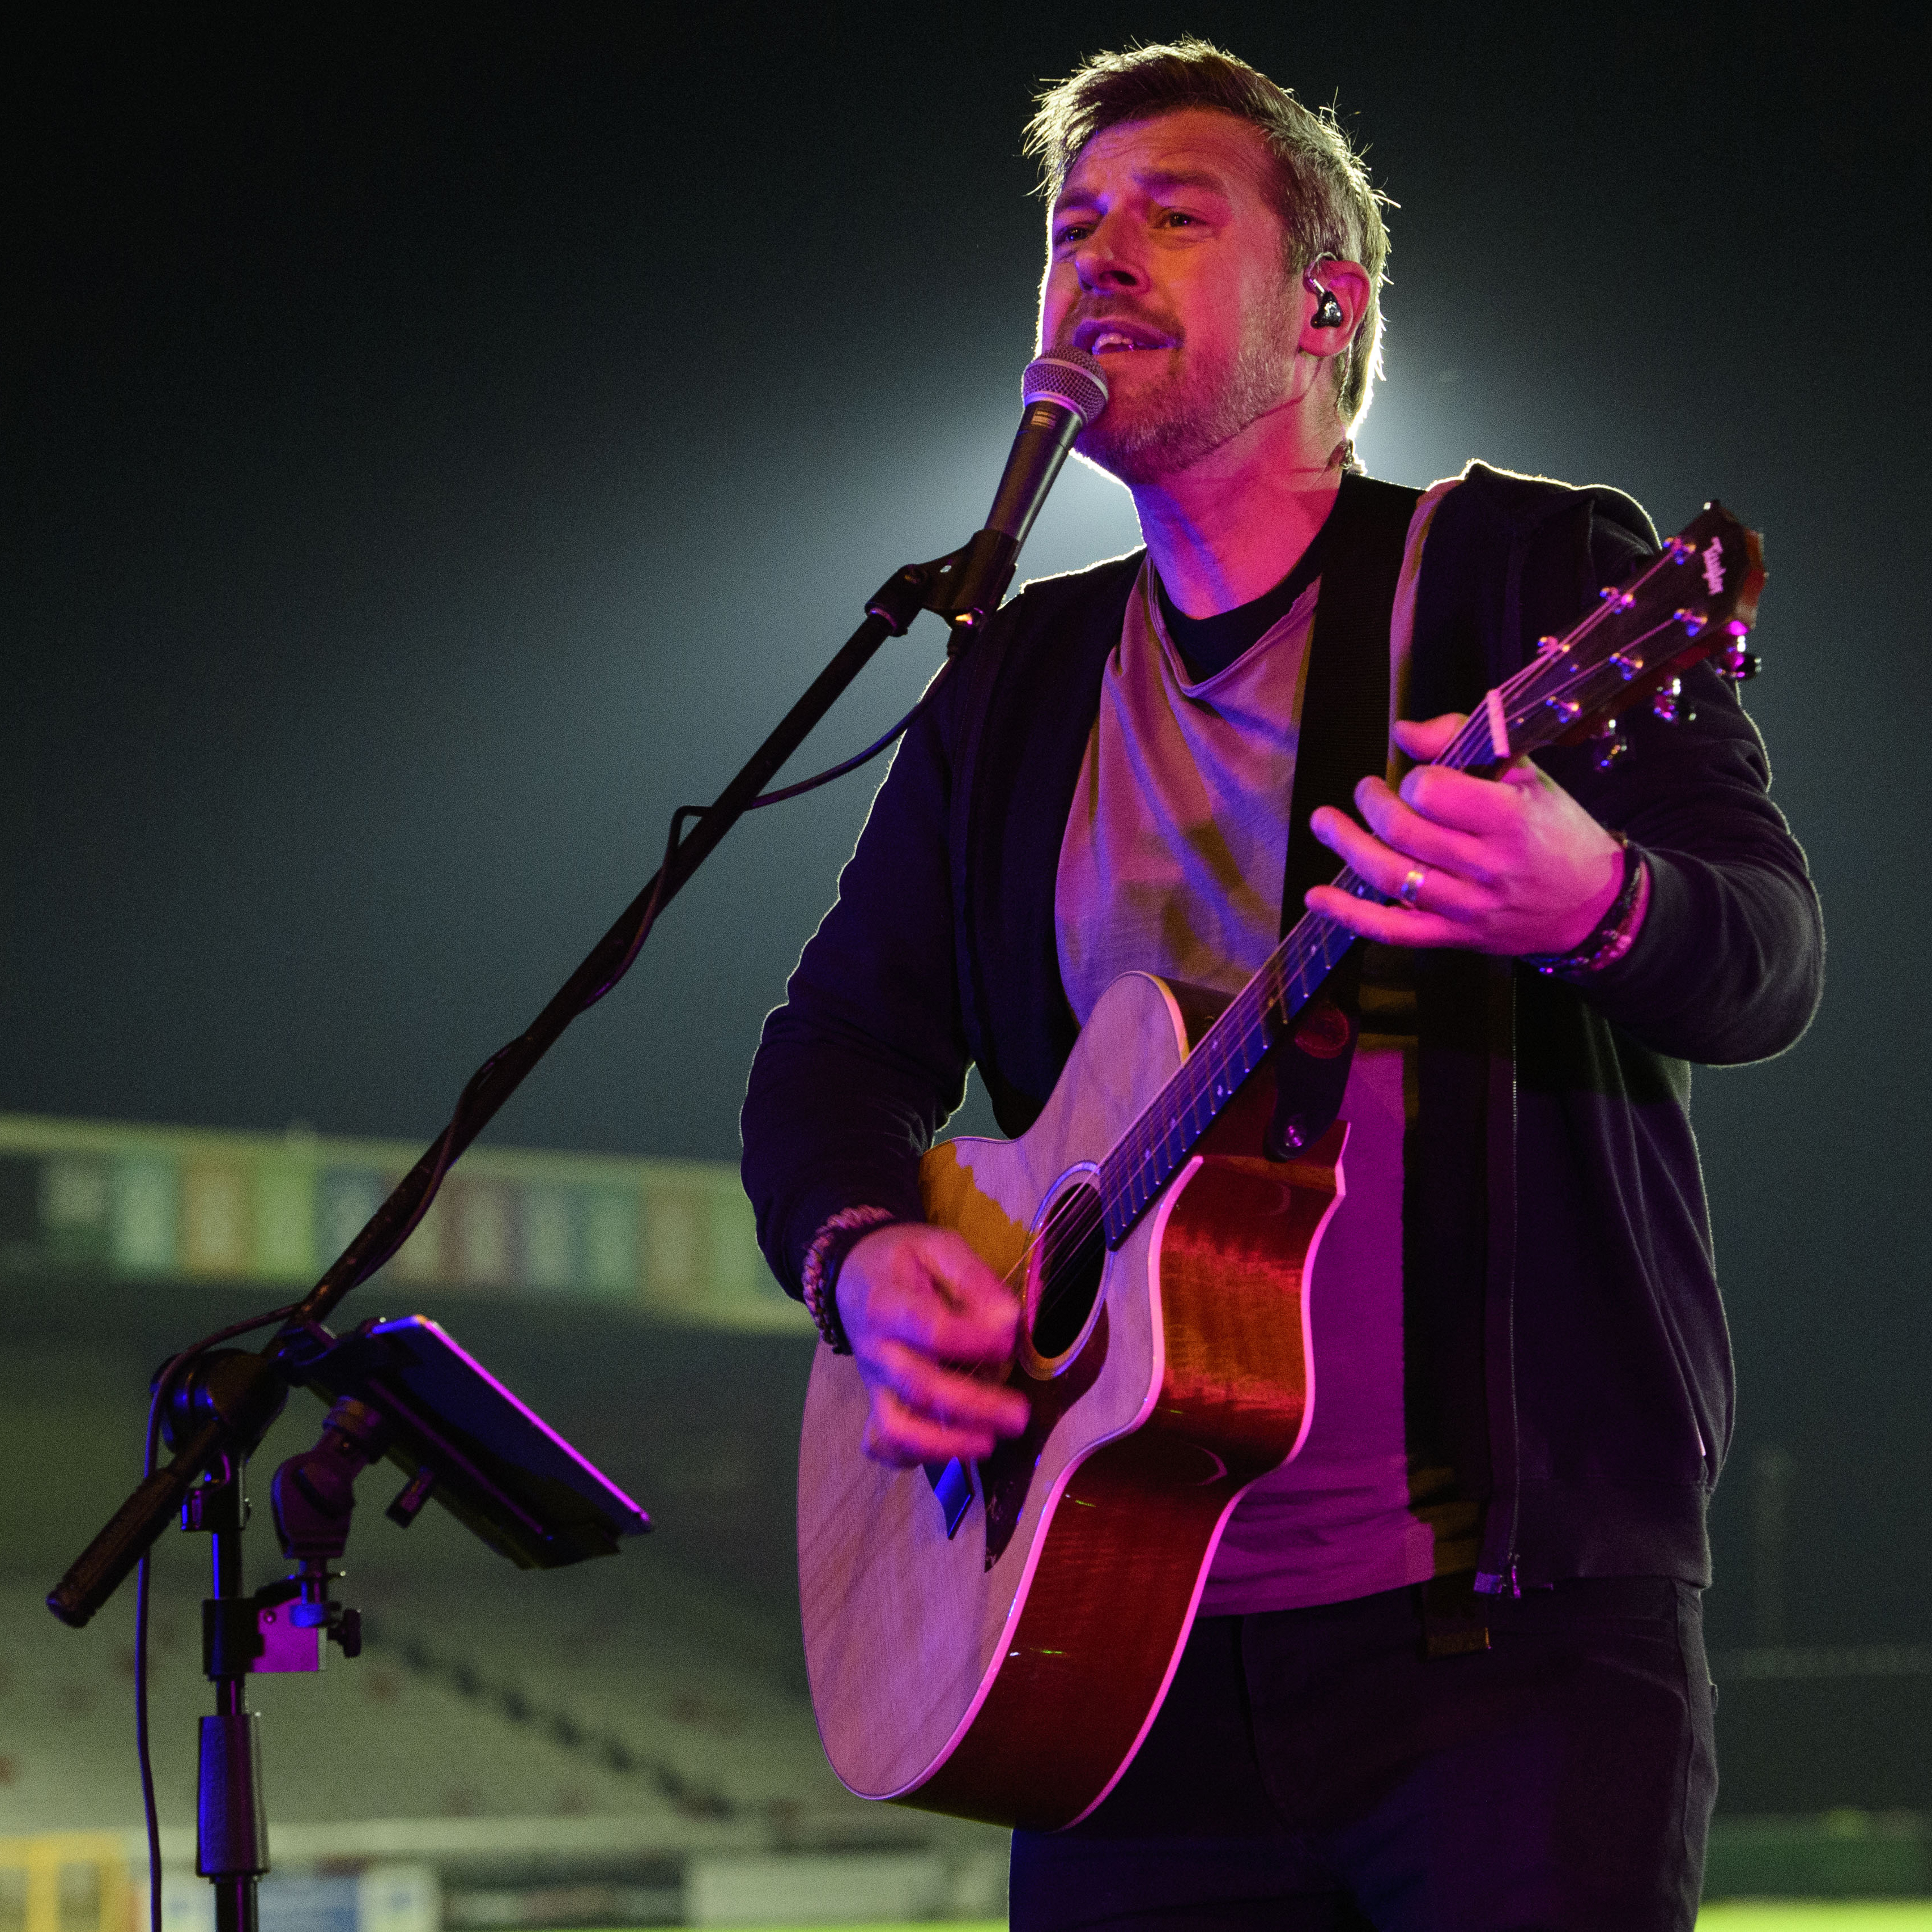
[{"x1": 1305, "y1": 713, "x2": 1631, "y2": 958}]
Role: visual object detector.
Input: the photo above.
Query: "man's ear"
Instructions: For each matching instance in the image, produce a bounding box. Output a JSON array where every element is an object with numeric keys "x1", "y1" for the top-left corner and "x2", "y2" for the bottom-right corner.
[{"x1": 1298, "y1": 259, "x2": 1372, "y2": 358}]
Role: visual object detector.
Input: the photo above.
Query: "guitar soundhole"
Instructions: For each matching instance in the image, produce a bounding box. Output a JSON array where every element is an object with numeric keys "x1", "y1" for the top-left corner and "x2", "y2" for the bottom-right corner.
[{"x1": 1027, "y1": 1175, "x2": 1107, "y2": 1366}]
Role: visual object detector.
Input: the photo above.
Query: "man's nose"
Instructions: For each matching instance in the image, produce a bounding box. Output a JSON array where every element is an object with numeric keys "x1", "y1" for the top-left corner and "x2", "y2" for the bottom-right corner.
[{"x1": 1073, "y1": 219, "x2": 1145, "y2": 293}]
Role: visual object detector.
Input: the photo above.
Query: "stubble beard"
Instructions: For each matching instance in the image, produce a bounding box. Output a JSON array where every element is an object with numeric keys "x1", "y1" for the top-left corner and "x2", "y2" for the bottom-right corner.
[{"x1": 1074, "y1": 283, "x2": 1301, "y2": 488}]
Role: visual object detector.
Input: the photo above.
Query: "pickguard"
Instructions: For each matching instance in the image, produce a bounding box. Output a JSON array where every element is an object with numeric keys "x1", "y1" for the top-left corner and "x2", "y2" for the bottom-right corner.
[{"x1": 979, "y1": 1304, "x2": 1109, "y2": 1569}]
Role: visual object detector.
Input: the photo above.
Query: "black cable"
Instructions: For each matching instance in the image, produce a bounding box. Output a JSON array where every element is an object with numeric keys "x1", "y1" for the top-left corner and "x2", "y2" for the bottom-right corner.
[
  {"x1": 135, "y1": 1301, "x2": 302, "y2": 1932},
  {"x1": 592, "y1": 663, "x2": 956, "y2": 1016},
  {"x1": 134, "y1": 1538, "x2": 159, "y2": 1932},
  {"x1": 739, "y1": 667, "x2": 953, "y2": 811}
]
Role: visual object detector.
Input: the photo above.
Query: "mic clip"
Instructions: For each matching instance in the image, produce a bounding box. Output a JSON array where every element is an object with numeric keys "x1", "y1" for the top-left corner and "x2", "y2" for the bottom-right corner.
[
  {"x1": 930, "y1": 529, "x2": 1020, "y2": 643},
  {"x1": 864, "y1": 532, "x2": 1020, "y2": 656}
]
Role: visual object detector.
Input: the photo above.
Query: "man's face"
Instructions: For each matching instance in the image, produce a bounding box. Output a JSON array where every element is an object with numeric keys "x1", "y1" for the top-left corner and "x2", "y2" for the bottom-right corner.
[{"x1": 1040, "y1": 108, "x2": 1303, "y2": 487}]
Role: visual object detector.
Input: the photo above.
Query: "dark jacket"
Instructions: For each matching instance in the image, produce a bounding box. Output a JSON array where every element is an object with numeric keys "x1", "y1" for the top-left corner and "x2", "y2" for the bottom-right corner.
[{"x1": 742, "y1": 462, "x2": 1823, "y2": 1592}]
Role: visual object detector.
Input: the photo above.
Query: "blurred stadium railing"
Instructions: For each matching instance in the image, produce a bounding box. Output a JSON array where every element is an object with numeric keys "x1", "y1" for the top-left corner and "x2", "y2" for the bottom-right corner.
[{"x1": 0, "y1": 1113, "x2": 806, "y2": 1330}]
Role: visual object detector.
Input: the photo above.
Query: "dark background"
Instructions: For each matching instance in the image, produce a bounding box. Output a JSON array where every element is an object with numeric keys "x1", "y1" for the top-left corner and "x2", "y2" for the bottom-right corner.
[{"x1": 5, "y1": 2, "x2": 1926, "y2": 1666}]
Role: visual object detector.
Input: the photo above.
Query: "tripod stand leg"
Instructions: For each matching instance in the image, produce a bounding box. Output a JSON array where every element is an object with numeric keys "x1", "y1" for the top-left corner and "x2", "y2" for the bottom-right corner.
[{"x1": 197, "y1": 1505, "x2": 267, "y2": 1932}]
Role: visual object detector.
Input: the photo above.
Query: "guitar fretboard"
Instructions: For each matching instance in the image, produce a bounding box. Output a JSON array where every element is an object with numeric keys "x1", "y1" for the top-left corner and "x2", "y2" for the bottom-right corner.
[
  {"x1": 1096, "y1": 888, "x2": 1362, "y2": 1243},
  {"x1": 1087, "y1": 517, "x2": 1752, "y2": 1251}
]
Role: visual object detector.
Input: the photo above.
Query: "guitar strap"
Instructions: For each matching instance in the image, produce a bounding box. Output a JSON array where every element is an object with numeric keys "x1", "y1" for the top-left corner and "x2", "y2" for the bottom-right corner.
[{"x1": 1268, "y1": 471, "x2": 1423, "y2": 1158}]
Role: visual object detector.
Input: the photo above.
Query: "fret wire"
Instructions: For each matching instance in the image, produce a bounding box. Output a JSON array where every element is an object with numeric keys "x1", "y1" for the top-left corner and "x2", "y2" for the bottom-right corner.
[{"x1": 1100, "y1": 901, "x2": 1350, "y2": 1227}]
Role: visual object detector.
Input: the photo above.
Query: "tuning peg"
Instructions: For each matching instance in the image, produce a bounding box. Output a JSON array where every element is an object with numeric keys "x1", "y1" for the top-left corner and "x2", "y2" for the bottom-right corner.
[
  {"x1": 1718, "y1": 617, "x2": 1759, "y2": 683},
  {"x1": 1650, "y1": 677, "x2": 1696, "y2": 725}
]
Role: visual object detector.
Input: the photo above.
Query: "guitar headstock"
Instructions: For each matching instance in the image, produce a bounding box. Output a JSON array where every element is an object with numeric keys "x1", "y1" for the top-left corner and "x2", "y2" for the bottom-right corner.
[{"x1": 1487, "y1": 502, "x2": 1765, "y2": 765}]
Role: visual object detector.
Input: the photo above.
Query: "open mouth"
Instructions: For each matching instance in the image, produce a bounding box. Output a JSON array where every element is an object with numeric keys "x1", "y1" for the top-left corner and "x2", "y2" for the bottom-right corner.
[{"x1": 1073, "y1": 320, "x2": 1177, "y2": 356}]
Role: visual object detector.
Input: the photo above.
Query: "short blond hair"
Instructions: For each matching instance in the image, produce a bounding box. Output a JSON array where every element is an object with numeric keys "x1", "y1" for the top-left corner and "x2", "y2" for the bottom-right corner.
[{"x1": 1025, "y1": 38, "x2": 1391, "y2": 427}]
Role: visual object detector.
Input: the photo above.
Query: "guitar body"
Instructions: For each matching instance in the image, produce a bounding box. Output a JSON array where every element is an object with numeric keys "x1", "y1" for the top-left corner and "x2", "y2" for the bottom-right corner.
[{"x1": 797, "y1": 969, "x2": 1347, "y2": 1831}]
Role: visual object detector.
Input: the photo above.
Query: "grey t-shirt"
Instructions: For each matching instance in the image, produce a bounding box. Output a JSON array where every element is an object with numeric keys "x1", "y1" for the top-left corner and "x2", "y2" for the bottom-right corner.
[{"x1": 1052, "y1": 483, "x2": 1478, "y2": 1614}]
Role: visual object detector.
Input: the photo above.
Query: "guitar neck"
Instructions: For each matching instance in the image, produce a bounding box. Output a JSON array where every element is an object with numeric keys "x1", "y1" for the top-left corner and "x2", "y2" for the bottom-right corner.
[
  {"x1": 1094, "y1": 700, "x2": 1514, "y2": 1246},
  {"x1": 1090, "y1": 504, "x2": 1766, "y2": 1250},
  {"x1": 1096, "y1": 895, "x2": 1359, "y2": 1244}
]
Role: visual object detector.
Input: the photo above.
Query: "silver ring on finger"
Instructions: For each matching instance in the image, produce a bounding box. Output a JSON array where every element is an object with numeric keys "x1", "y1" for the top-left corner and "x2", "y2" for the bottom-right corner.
[{"x1": 1397, "y1": 865, "x2": 1428, "y2": 909}]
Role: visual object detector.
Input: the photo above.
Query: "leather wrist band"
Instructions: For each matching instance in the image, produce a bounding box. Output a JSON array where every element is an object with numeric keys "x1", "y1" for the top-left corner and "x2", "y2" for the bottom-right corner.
[
  {"x1": 799, "y1": 1205, "x2": 898, "y2": 1354},
  {"x1": 1521, "y1": 836, "x2": 1648, "y2": 977}
]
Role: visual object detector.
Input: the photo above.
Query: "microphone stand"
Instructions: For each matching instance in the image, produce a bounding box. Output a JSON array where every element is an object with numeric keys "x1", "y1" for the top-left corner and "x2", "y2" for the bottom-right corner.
[
  {"x1": 49, "y1": 535, "x2": 1012, "y2": 1633},
  {"x1": 44, "y1": 359, "x2": 1069, "y2": 1918},
  {"x1": 51, "y1": 347, "x2": 1103, "y2": 1634},
  {"x1": 41, "y1": 543, "x2": 1001, "y2": 1929}
]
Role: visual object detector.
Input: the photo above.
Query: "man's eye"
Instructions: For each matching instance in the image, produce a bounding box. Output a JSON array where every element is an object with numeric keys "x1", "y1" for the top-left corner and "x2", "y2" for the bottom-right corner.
[
  {"x1": 1160, "y1": 210, "x2": 1198, "y2": 228},
  {"x1": 1054, "y1": 223, "x2": 1093, "y2": 248}
]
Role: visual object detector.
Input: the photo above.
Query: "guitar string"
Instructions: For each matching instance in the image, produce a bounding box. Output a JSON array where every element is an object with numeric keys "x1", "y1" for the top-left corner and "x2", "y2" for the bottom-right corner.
[
  {"x1": 1020, "y1": 591, "x2": 1702, "y2": 1336},
  {"x1": 1004, "y1": 542, "x2": 1714, "y2": 1336}
]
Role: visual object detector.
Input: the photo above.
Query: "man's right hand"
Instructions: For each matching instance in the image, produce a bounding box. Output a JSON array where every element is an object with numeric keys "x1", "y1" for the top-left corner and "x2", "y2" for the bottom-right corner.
[{"x1": 833, "y1": 1224, "x2": 1029, "y2": 1467}]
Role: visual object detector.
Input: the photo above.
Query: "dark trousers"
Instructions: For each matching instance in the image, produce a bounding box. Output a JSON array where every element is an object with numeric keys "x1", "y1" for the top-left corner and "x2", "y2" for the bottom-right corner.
[{"x1": 1010, "y1": 1575, "x2": 1716, "y2": 1932}]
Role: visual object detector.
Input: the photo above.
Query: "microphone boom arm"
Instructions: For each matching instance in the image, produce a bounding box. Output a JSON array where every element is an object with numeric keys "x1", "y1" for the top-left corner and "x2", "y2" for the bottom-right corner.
[{"x1": 48, "y1": 345, "x2": 1110, "y2": 1630}]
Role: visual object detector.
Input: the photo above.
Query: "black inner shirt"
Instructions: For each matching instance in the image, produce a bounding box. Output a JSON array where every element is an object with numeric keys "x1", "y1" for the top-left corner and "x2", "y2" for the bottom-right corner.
[{"x1": 1154, "y1": 493, "x2": 1342, "y2": 683}]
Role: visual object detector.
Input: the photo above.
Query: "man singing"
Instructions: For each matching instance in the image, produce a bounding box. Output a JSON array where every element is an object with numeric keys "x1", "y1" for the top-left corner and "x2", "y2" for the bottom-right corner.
[{"x1": 742, "y1": 38, "x2": 1820, "y2": 1931}]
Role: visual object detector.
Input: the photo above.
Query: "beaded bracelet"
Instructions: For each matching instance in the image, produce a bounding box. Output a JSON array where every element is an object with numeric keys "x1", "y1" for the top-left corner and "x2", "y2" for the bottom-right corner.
[
  {"x1": 799, "y1": 1205, "x2": 898, "y2": 1354},
  {"x1": 1521, "y1": 836, "x2": 1649, "y2": 977}
]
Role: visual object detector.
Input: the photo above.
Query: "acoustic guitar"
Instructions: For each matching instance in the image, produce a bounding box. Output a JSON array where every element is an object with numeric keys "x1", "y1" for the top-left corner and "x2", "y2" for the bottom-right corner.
[{"x1": 797, "y1": 504, "x2": 1764, "y2": 1830}]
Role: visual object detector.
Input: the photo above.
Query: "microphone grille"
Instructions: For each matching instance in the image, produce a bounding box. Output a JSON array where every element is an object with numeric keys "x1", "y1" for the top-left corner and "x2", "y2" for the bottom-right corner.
[{"x1": 1022, "y1": 348, "x2": 1109, "y2": 426}]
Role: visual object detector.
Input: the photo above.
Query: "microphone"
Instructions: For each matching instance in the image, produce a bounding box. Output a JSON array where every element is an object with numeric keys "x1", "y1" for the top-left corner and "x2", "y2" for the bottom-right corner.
[
  {"x1": 988, "y1": 348, "x2": 1112, "y2": 546},
  {"x1": 937, "y1": 347, "x2": 1109, "y2": 633}
]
